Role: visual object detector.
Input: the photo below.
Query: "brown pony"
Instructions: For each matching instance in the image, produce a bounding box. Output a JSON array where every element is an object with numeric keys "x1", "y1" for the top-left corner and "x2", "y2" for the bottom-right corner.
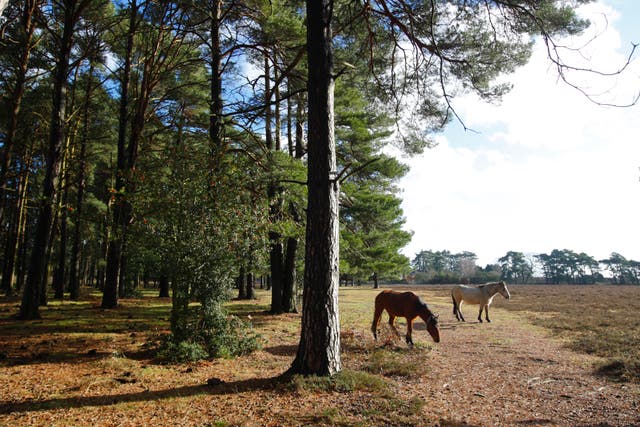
[{"x1": 371, "y1": 290, "x2": 440, "y2": 345}]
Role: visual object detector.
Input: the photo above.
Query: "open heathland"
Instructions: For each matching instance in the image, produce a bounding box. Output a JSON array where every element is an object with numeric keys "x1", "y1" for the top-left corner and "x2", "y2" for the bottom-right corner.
[{"x1": 0, "y1": 284, "x2": 639, "y2": 426}]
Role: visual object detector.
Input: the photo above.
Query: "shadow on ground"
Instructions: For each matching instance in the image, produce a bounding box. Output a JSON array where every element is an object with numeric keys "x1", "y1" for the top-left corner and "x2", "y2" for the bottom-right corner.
[{"x1": 0, "y1": 376, "x2": 281, "y2": 415}]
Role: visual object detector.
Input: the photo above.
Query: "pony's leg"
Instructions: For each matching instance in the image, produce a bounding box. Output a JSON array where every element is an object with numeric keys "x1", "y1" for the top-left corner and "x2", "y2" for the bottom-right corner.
[
  {"x1": 477, "y1": 306, "x2": 484, "y2": 323},
  {"x1": 371, "y1": 306, "x2": 384, "y2": 340},
  {"x1": 405, "y1": 319, "x2": 414, "y2": 346},
  {"x1": 458, "y1": 301, "x2": 466, "y2": 322},
  {"x1": 452, "y1": 295, "x2": 461, "y2": 321},
  {"x1": 485, "y1": 305, "x2": 491, "y2": 323},
  {"x1": 388, "y1": 315, "x2": 401, "y2": 339}
]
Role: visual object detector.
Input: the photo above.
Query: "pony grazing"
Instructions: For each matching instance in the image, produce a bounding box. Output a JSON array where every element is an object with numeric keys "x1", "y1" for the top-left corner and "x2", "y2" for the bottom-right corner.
[
  {"x1": 451, "y1": 281, "x2": 510, "y2": 323},
  {"x1": 371, "y1": 290, "x2": 440, "y2": 345}
]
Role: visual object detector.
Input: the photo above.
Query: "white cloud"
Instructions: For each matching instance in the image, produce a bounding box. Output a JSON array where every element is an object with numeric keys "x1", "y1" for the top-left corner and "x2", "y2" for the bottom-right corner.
[{"x1": 400, "y1": 1, "x2": 640, "y2": 267}]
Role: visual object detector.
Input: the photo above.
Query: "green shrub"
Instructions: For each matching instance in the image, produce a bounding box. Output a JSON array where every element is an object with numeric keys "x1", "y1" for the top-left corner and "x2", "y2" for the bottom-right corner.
[
  {"x1": 157, "y1": 339, "x2": 208, "y2": 363},
  {"x1": 197, "y1": 310, "x2": 261, "y2": 358},
  {"x1": 157, "y1": 307, "x2": 261, "y2": 363}
]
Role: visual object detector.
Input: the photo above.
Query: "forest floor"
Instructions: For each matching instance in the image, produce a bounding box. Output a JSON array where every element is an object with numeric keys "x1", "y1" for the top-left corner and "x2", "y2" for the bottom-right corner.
[{"x1": 0, "y1": 285, "x2": 639, "y2": 426}]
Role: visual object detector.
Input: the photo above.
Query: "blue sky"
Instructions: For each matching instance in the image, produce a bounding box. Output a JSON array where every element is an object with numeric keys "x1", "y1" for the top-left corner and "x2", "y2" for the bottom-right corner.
[{"x1": 399, "y1": 1, "x2": 640, "y2": 266}]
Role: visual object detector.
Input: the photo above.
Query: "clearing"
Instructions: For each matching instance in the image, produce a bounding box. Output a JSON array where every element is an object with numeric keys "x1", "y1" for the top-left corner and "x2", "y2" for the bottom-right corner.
[{"x1": 0, "y1": 285, "x2": 638, "y2": 426}]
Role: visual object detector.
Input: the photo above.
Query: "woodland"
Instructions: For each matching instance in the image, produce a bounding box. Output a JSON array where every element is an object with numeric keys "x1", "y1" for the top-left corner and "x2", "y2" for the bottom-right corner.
[
  {"x1": 410, "y1": 249, "x2": 640, "y2": 285},
  {"x1": 0, "y1": 0, "x2": 630, "y2": 375}
]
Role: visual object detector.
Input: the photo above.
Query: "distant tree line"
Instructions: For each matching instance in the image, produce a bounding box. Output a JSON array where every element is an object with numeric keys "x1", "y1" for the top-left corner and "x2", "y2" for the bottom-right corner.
[{"x1": 411, "y1": 249, "x2": 640, "y2": 285}]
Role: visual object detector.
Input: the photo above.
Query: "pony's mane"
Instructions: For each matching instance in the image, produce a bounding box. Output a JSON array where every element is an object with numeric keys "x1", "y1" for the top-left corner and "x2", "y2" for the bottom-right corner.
[{"x1": 479, "y1": 281, "x2": 504, "y2": 288}]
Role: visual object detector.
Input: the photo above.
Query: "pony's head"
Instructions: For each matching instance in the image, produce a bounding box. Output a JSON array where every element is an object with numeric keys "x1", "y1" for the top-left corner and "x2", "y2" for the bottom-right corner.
[
  {"x1": 498, "y1": 281, "x2": 511, "y2": 299},
  {"x1": 426, "y1": 313, "x2": 440, "y2": 343}
]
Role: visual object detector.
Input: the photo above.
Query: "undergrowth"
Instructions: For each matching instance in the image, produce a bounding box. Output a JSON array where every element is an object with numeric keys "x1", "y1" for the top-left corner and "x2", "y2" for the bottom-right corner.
[{"x1": 156, "y1": 313, "x2": 261, "y2": 363}]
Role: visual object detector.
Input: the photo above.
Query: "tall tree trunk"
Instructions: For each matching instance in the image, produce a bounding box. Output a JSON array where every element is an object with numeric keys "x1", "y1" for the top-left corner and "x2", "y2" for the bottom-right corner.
[
  {"x1": 237, "y1": 264, "x2": 247, "y2": 299},
  {"x1": 282, "y1": 236, "x2": 297, "y2": 312},
  {"x1": 264, "y1": 51, "x2": 272, "y2": 150},
  {"x1": 97, "y1": 223, "x2": 107, "y2": 290},
  {"x1": 274, "y1": 52, "x2": 281, "y2": 152},
  {"x1": 265, "y1": 47, "x2": 285, "y2": 313},
  {"x1": 158, "y1": 274, "x2": 169, "y2": 298},
  {"x1": 53, "y1": 171, "x2": 71, "y2": 300},
  {"x1": 209, "y1": 0, "x2": 223, "y2": 161},
  {"x1": 69, "y1": 63, "x2": 96, "y2": 299},
  {"x1": 14, "y1": 154, "x2": 33, "y2": 294},
  {"x1": 69, "y1": 65, "x2": 93, "y2": 300},
  {"x1": 269, "y1": 185, "x2": 284, "y2": 313},
  {"x1": 289, "y1": 0, "x2": 341, "y2": 376},
  {"x1": 53, "y1": 127, "x2": 75, "y2": 300},
  {"x1": 269, "y1": 232, "x2": 284, "y2": 312},
  {"x1": 287, "y1": 78, "x2": 294, "y2": 157},
  {"x1": 19, "y1": 0, "x2": 80, "y2": 319},
  {"x1": 246, "y1": 272, "x2": 254, "y2": 299},
  {"x1": 103, "y1": 0, "x2": 137, "y2": 308},
  {"x1": 295, "y1": 93, "x2": 305, "y2": 158},
  {"x1": 1, "y1": 176, "x2": 20, "y2": 295},
  {"x1": 15, "y1": 218, "x2": 29, "y2": 292},
  {"x1": 118, "y1": 235, "x2": 128, "y2": 297},
  {"x1": 281, "y1": 96, "x2": 305, "y2": 313},
  {"x1": 0, "y1": 0, "x2": 38, "y2": 224}
]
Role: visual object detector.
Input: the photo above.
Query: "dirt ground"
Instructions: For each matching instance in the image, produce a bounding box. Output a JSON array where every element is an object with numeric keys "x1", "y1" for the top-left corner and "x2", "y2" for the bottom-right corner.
[
  {"x1": 0, "y1": 291, "x2": 639, "y2": 426},
  {"x1": 409, "y1": 306, "x2": 640, "y2": 426}
]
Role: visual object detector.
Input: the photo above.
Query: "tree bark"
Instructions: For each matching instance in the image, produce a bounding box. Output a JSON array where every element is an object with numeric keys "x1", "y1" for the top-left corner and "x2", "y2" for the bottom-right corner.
[
  {"x1": 0, "y1": 0, "x2": 38, "y2": 224},
  {"x1": 265, "y1": 46, "x2": 286, "y2": 313},
  {"x1": 69, "y1": 64, "x2": 94, "y2": 300},
  {"x1": 289, "y1": 0, "x2": 341, "y2": 376},
  {"x1": 1, "y1": 175, "x2": 20, "y2": 295},
  {"x1": 158, "y1": 275, "x2": 170, "y2": 298},
  {"x1": 14, "y1": 155, "x2": 33, "y2": 293},
  {"x1": 53, "y1": 171, "x2": 71, "y2": 300},
  {"x1": 281, "y1": 85, "x2": 304, "y2": 313},
  {"x1": 19, "y1": 0, "x2": 81, "y2": 319},
  {"x1": 269, "y1": 185, "x2": 284, "y2": 313},
  {"x1": 246, "y1": 272, "x2": 254, "y2": 299},
  {"x1": 103, "y1": 0, "x2": 137, "y2": 308},
  {"x1": 209, "y1": 0, "x2": 224, "y2": 162},
  {"x1": 282, "y1": 236, "x2": 297, "y2": 312},
  {"x1": 274, "y1": 52, "x2": 281, "y2": 152},
  {"x1": 295, "y1": 93, "x2": 305, "y2": 158},
  {"x1": 237, "y1": 265, "x2": 247, "y2": 299}
]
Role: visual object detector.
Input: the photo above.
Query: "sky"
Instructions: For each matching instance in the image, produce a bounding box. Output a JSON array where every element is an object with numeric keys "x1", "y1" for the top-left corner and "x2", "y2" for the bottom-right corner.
[{"x1": 398, "y1": 1, "x2": 640, "y2": 267}]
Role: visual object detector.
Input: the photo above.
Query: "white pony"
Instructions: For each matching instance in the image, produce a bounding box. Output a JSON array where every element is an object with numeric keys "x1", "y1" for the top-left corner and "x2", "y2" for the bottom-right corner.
[{"x1": 451, "y1": 281, "x2": 510, "y2": 323}]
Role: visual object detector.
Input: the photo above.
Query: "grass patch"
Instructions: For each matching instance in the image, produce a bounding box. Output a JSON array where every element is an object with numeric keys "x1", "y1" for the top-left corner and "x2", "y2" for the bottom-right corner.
[
  {"x1": 290, "y1": 368, "x2": 389, "y2": 394},
  {"x1": 305, "y1": 407, "x2": 345, "y2": 426},
  {"x1": 357, "y1": 395, "x2": 427, "y2": 426},
  {"x1": 364, "y1": 348, "x2": 426, "y2": 377}
]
